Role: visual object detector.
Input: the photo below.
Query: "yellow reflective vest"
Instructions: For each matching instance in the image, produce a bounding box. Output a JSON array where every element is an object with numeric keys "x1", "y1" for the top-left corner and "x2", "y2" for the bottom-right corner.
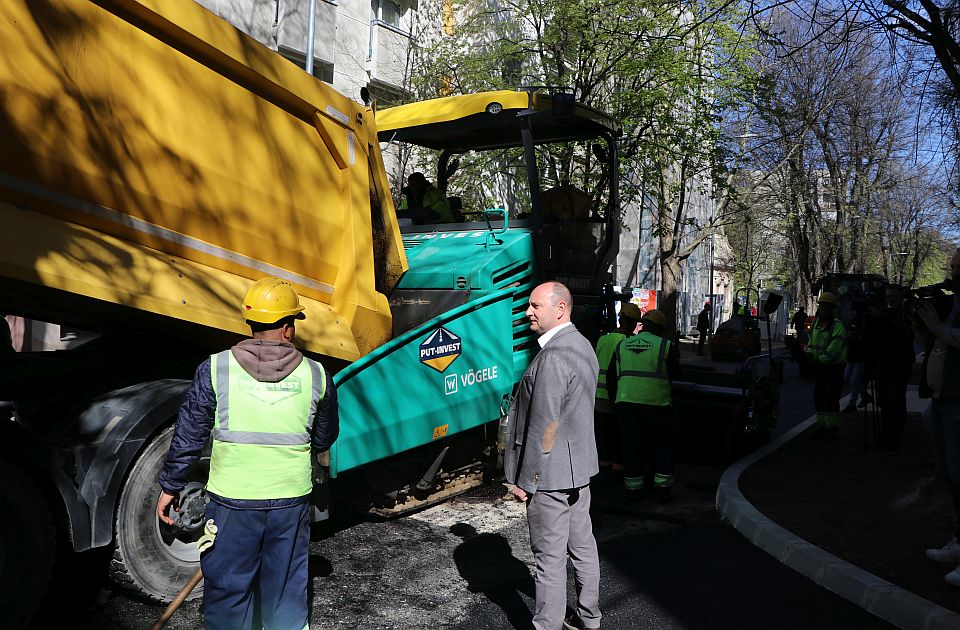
[
  {"x1": 399, "y1": 184, "x2": 453, "y2": 222},
  {"x1": 806, "y1": 318, "x2": 847, "y2": 366},
  {"x1": 614, "y1": 332, "x2": 672, "y2": 407},
  {"x1": 207, "y1": 351, "x2": 326, "y2": 500},
  {"x1": 595, "y1": 332, "x2": 626, "y2": 400}
]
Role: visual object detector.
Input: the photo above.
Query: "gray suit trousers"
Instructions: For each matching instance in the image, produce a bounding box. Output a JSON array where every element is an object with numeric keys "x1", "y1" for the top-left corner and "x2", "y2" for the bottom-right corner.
[{"x1": 527, "y1": 485, "x2": 601, "y2": 630}]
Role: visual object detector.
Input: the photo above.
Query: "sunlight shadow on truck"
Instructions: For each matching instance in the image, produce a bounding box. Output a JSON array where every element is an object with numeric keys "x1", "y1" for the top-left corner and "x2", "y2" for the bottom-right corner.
[{"x1": 0, "y1": 0, "x2": 400, "y2": 360}]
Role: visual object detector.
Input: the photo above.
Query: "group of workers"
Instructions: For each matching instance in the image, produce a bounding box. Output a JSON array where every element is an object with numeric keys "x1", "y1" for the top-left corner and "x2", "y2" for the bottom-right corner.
[
  {"x1": 802, "y1": 286, "x2": 915, "y2": 446},
  {"x1": 796, "y1": 252, "x2": 960, "y2": 590},
  {"x1": 148, "y1": 250, "x2": 960, "y2": 629},
  {"x1": 594, "y1": 303, "x2": 680, "y2": 500}
]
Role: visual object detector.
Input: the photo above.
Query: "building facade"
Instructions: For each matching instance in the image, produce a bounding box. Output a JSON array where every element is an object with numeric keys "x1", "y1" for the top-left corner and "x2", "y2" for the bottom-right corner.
[{"x1": 194, "y1": 0, "x2": 417, "y2": 101}]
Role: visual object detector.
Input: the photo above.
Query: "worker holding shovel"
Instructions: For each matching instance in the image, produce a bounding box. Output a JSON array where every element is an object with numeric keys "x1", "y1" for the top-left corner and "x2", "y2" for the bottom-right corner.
[{"x1": 156, "y1": 278, "x2": 339, "y2": 629}]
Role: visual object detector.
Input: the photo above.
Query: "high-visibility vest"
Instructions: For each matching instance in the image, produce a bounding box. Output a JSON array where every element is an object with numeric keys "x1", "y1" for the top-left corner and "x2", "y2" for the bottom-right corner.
[
  {"x1": 614, "y1": 332, "x2": 671, "y2": 407},
  {"x1": 206, "y1": 350, "x2": 326, "y2": 500},
  {"x1": 595, "y1": 332, "x2": 626, "y2": 400},
  {"x1": 807, "y1": 318, "x2": 847, "y2": 365}
]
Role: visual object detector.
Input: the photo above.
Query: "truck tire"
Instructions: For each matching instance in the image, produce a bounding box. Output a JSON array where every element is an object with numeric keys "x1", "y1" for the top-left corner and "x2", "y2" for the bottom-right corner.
[
  {"x1": 0, "y1": 459, "x2": 55, "y2": 629},
  {"x1": 111, "y1": 426, "x2": 205, "y2": 602}
]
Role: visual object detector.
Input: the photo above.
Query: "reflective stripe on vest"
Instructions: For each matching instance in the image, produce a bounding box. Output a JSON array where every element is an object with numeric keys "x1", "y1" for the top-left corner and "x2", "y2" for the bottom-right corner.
[
  {"x1": 595, "y1": 332, "x2": 626, "y2": 400},
  {"x1": 207, "y1": 350, "x2": 326, "y2": 500},
  {"x1": 614, "y1": 332, "x2": 671, "y2": 406}
]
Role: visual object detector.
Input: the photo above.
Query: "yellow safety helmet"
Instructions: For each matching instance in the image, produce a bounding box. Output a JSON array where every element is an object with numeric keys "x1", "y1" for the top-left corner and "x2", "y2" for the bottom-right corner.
[
  {"x1": 817, "y1": 292, "x2": 838, "y2": 306},
  {"x1": 641, "y1": 309, "x2": 666, "y2": 326},
  {"x1": 241, "y1": 277, "x2": 305, "y2": 324},
  {"x1": 619, "y1": 302, "x2": 643, "y2": 322}
]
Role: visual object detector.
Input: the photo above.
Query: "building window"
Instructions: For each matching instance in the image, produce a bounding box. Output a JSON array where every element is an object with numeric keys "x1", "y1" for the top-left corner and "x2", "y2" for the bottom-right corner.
[
  {"x1": 366, "y1": 80, "x2": 410, "y2": 107},
  {"x1": 278, "y1": 46, "x2": 335, "y2": 85},
  {"x1": 371, "y1": 0, "x2": 403, "y2": 28}
]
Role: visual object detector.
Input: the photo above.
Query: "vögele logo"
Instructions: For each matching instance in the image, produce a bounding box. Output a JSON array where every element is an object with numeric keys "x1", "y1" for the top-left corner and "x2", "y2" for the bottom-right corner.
[{"x1": 444, "y1": 374, "x2": 458, "y2": 395}]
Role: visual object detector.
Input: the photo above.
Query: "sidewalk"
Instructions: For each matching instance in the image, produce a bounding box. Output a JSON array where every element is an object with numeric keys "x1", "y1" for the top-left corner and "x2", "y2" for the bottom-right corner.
[{"x1": 717, "y1": 382, "x2": 960, "y2": 630}]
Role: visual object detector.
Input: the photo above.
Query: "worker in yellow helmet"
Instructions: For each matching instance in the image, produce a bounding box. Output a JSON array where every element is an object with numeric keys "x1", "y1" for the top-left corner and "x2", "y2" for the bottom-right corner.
[
  {"x1": 594, "y1": 302, "x2": 643, "y2": 480},
  {"x1": 607, "y1": 309, "x2": 681, "y2": 501},
  {"x1": 805, "y1": 292, "x2": 847, "y2": 440},
  {"x1": 157, "y1": 277, "x2": 339, "y2": 629}
]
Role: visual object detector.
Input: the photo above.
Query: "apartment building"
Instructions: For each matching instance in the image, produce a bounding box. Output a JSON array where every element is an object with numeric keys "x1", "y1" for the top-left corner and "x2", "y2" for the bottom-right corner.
[{"x1": 194, "y1": 0, "x2": 417, "y2": 101}]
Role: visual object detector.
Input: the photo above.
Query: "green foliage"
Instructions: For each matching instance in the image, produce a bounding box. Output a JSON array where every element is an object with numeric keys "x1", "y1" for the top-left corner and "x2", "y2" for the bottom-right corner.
[
  {"x1": 414, "y1": 0, "x2": 762, "y2": 222},
  {"x1": 915, "y1": 241, "x2": 955, "y2": 287}
]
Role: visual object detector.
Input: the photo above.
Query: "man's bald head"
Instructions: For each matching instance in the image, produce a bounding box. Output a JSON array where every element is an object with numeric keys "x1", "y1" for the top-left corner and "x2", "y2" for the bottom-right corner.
[
  {"x1": 546, "y1": 282, "x2": 572, "y2": 309},
  {"x1": 525, "y1": 282, "x2": 573, "y2": 335}
]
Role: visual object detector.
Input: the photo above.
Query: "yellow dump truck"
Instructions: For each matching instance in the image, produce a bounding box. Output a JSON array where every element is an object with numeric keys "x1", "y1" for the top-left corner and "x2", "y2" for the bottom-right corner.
[
  {"x1": 0, "y1": 0, "x2": 405, "y2": 621},
  {"x1": 0, "y1": 1, "x2": 622, "y2": 625}
]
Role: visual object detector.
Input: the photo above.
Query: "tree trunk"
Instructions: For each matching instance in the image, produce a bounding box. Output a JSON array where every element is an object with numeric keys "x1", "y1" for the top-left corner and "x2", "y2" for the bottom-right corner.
[{"x1": 659, "y1": 253, "x2": 681, "y2": 340}]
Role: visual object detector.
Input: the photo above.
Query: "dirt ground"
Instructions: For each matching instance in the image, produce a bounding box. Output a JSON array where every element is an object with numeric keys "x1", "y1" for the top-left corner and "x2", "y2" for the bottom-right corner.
[{"x1": 739, "y1": 408, "x2": 960, "y2": 613}]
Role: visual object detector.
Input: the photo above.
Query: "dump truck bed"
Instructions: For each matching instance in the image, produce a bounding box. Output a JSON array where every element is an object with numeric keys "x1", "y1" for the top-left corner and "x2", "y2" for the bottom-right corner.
[{"x1": 0, "y1": 0, "x2": 406, "y2": 361}]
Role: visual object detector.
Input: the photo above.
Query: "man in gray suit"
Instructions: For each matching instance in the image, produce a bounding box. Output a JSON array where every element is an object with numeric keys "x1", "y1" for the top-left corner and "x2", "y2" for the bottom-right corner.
[{"x1": 505, "y1": 281, "x2": 602, "y2": 630}]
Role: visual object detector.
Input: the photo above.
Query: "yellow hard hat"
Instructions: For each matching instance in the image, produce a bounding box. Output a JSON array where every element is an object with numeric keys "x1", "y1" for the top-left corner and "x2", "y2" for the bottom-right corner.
[
  {"x1": 817, "y1": 292, "x2": 838, "y2": 306},
  {"x1": 241, "y1": 277, "x2": 305, "y2": 324},
  {"x1": 619, "y1": 302, "x2": 643, "y2": 322},
  {"x1": 641, "y1": 309, "x2": 666, "y2": 326}
]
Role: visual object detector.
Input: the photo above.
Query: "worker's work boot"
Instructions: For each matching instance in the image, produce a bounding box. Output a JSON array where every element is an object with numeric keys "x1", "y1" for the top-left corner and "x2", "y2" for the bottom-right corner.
[
  {"x1": 654, "y1": 474, "x2": 674, "y2": 503},
  {"x1": 927, "y1": 538, "x2": 960, "y2": 563},
  {"x1": 623, "y1": 476, "x2": 645, "y2": 492},
  {"x1": 857, "y1": 393, "x2": 874, "y2": 409}
]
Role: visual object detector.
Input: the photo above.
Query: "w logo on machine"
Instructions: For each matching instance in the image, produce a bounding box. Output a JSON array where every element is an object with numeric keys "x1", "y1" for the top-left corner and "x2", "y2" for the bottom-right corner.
[{"x1": 420, "y1": 327, "x2": 462, "y2": 373}]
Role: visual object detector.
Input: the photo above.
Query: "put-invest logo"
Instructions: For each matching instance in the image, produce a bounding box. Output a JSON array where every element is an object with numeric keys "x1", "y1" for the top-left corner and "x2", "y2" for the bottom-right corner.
[{"x1": 419, "y1": 327, "x2": 462, "y2": 373}]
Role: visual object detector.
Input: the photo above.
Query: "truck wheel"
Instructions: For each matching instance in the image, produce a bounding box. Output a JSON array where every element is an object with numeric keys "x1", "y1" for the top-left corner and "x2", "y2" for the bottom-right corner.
[
  {"x1": 0, "y1": 459, "x2": 55, "y2": 629},
  {"x1": 111, "y1": 426, "x2": 207, "y2": 602}
]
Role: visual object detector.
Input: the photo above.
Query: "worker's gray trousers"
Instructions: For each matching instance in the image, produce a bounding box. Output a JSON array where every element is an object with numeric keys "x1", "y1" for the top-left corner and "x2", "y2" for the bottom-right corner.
[{"x1": 527, "y1": 485, "x2": 601, "y2": 630}]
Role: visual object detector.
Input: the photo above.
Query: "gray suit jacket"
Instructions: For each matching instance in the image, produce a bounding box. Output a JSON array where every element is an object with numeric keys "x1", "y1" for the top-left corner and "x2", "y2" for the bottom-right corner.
[{"x1": 504, "y1": 324, "x2": 600, "y2": 493}]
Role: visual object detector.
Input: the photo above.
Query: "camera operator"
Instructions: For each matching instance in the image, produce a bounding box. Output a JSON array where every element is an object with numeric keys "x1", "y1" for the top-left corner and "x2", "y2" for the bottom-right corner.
[
  {"x1": 915, "y1": 248, "x2": 960, "y2": 587},
  {"x1": 875, "y1": 285, "x2": 915, "y2": 450}
]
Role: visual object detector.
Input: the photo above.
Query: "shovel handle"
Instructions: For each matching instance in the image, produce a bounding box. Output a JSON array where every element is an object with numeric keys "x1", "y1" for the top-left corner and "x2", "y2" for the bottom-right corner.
[{"x1": 150, "y1": 568, "x2": 203, "y2": 630}]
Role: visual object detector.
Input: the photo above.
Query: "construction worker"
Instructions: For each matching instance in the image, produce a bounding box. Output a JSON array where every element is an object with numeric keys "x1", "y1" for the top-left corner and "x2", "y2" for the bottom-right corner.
[
  {"x1": 805, "y1": 292, "x2": 847, "y2": 440},
  {"x1": 594, "y1": 302, "x2": 643, "y2": 480},
  {"x1": 157, "y1": 277, "x2": 339, "y2": 630},
  {"x1": 608, "y1": 309, "x2": 681, "y2": 501},
  {"x1": 399, "y1": 171, "x2": 453, "y2": 223}
]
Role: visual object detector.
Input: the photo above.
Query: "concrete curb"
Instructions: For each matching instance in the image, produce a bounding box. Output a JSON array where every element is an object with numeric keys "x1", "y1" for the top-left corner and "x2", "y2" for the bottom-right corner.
[{"x1": 716, "y1": 411, "x2": 960, "y2": 630}]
